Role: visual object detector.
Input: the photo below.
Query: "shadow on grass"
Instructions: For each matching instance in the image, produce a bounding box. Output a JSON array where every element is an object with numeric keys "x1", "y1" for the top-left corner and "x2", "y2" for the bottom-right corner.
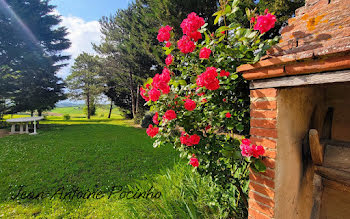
[{"x1": 0, "y1": 123, "x2": 180, "y2": 204}]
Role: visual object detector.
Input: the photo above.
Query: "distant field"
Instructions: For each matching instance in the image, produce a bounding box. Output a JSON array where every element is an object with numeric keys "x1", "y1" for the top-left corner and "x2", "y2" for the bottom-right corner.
[
  {"x1": 3, "y1": 105, "x2": 131, "y2": 126},
  {"x1": 50, "y1": 105, "x2": 121, "y2": 118}
]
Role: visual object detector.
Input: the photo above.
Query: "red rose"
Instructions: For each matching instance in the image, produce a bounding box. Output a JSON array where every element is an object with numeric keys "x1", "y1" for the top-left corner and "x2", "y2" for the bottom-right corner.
[
  {"x1": 196, "y1": 67, "x2": 220, "y2": 91},
  {"x1": 264, "y1": 9, "x2": 269, "y2": 14},
  {"x1": 223, "y1": 98, "x2": 227, "y2": 102},
  {"x1": 252, "y1": 145, "x2": 265, "y2": 158},
  {"x1": 152, "y1": 68, "x2": 171, "y2": 94},
  {"x1": 225, "y1": 112, "x2": 231, "y2": 118},
  {"x1": 140, "y1": 87, "x2": 149, "y2": 101},
  {"x1": 178, "y1": 35, "x2": 196, "y2": 54},
  {"x1": 146, "y1": 124, "x2": 159, "y2": 138},
  {"x1": 205, "y1": 125, "x2": 211, "y2": 131},
  {"x1": 165, "y1": 54, "x2": 173, "y2": 66},
  {"x1": 251, "y1": 17, "x2": 256, "y2": 23},
  {"x1": 153, "y1": 112, "x2": 159, "y2": 125},
  {"x1": 254, "y1": 13, "x2": 276, "y2": 34},
  {"x1": 240, "y1": 140, "x2": 265, "y2": 158},
  {"x1": 148, "y1": 88, "x2": 161, "y2": 101},
  {"x1": 201, "y1": 98, "x2": 207, "y2": 103},
  {"x1": 163, "y1": 110, "x2": 176, "y2": 120},
  {"x1": 180, "y1": 12, "x2": 205, "y2": 36},
  {"x1": 188, "y1": 134, "x2": 200, "y2": 145},
  {"x1": 220, "y1": 70, "x2": 230, "y2": 77},
  {"x1": 189, "y1": 156, "x2": 199, "y2": 167},
  {"x1": 165, "y1": 42, "x2": 171, "y2": 47},
  {"x1": 242, "y1": 139, "x2": 251, "y2": 145},
  {"x1": 180, "y1": 134, "x2": 189, "y2": 145},
  {"x1": 184, "y1": 99, "x2": 196, "y2": 111},
  {"x1": 157, "y1": 25, "x2": 173, "y2": 42},
  {"x1": 188, "y1": 31, "x2": 202, "y2": 42},
  {"x1": 199, "y1": 47, "x2": 212, "y2": 59}
]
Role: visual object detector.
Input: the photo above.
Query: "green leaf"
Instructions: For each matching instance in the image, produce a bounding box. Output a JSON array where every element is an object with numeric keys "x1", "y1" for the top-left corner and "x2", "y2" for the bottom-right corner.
[
  {"x1": 214, "y1": 15, "x2": 221, "y2": 25},
  {"x1": 253, "y1": 159, "x2": 266, "y2": 172},
  {"x1": 178, "y1": 80, "x2": 187, "y2": 86},
  {"x1": 144, "y1": 78, "x2": 153, "y2": 86}
]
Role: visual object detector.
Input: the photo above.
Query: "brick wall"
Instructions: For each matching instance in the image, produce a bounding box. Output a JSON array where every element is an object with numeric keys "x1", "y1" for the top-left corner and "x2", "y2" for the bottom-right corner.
[
  {"x1": 248, "y1": 88, "x2": 277, "y2": 219},
  {"x1": 237, "y1": 0, "x2": 350, "y2": 80}
]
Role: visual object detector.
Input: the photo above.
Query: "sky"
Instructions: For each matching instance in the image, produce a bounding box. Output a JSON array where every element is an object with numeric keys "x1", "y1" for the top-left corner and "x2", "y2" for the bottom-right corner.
[{"x1": 50, "y1": 0, "x2": 131, "y2": 79}]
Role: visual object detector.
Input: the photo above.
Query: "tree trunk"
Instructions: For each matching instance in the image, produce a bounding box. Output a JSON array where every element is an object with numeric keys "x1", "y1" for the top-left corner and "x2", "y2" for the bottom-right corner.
[
  {"x1": 129, "y1": 72, "x2": 136, "y2": 118},
  {"x1": 87, "y1": 93, "x2": 91, "y2": 119},
  {"x1": 135, "y1": 84, "x2": 140, "y2": 114},
  {"x1": 108, "y1": 99, "x2": 113, "y2": 119},
  {"x1": 31, "y1": 111, "x2": 34, "y2": 117},
  {"x1": 38, "y1": 110, "x2": 42, "y2": 116}
]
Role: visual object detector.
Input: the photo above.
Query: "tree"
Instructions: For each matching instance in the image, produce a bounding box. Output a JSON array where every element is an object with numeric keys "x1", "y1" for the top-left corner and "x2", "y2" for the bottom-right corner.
[
  {"x1": 0, "y1": 0, "x2": 70, "y2": 115},
  {"x1": 95, "y1": 0, "x2": 220, "y2": 119},
  {"x1": 66, "y1": 53, "x2": 103, "y2": 119}
]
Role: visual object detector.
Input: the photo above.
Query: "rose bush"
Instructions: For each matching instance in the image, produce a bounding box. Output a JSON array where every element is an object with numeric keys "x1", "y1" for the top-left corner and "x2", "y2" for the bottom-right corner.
[{"x1": 141, "y1": 0, "x2": 278, "y2": 217}]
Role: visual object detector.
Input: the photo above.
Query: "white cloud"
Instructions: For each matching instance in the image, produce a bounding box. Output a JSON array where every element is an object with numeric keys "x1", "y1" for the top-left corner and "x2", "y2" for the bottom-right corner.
[{"x1": 56, "y1": 13, "x2": 101, "y2": 79}]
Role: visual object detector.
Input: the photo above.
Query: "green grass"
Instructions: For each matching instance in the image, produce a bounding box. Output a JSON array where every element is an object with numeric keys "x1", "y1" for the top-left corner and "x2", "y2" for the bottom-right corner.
[{"x1": 0, "y1": 106, "x2": 224, "y2": 218}]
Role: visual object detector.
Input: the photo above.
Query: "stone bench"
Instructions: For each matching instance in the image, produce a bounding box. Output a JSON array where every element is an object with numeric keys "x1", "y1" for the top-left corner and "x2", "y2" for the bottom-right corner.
[{"x1": 6, "y1": 116, "x2": 44, "y2": 135}]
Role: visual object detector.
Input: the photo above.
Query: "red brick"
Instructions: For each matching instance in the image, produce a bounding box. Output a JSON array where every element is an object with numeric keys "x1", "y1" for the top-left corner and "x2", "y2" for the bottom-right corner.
[
  {"x1": 243, "y1": 66, "x2": 285, "y2": 80},
  {"x1": 249, "y1": 199, "x2": 274, "y2": 217},
  {"x1": 261, "y1": 158, "x2": 276, "y2": 169},
  {"x1": 250, "y1": 128, "x2": 277, "y2": 139},
  {"x1": 250, "y1": 172, "x2": 275, "y2": 188},
  {"x1": 250, "y1": 89, "x2": 277, "y2": 98},
  {"x1": 249, "y1": 190, "x2": 275, "y2": 207},
  {"x1": 285, "y1": 55, "x2": 350, "y2": 76},
  {"x1": 251, "y1": 101, "x2": 277, "y2": 110},
  {"x1": 249, "y1": 207, "x2": 271, "y2": 219},
  {"x1": 264, "y1": 150, "x2": 277, "y2": 159},
  {"x1": 250, "y1": 110, "x2": 277, "y2": 119},
  {"x1": 251, "y1": 168, "x2": 275, "y2": 179},
  {"x1": 249, "y1": 181, "x2": 275, "y2": 199},
  {"x1": 250, "y1": 119, "x2": 277, "y2": 129},
  {"x1": 250, "y1": 137, "x2": 276, "y2": 149}
]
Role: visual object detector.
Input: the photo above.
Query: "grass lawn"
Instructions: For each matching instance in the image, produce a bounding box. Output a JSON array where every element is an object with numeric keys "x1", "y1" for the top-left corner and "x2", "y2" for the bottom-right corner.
[{"x1": 0, "y1": 107, "x2": 193, "y2": 218}]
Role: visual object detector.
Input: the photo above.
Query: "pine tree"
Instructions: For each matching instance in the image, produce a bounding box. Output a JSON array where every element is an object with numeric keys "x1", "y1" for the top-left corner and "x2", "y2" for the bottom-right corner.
[
  {"x1": 0, "y1": 0, "x2": 70, "y2": 114},
  {"x1": 66, "y1": 53, "x2": 103, "y2": 119}
]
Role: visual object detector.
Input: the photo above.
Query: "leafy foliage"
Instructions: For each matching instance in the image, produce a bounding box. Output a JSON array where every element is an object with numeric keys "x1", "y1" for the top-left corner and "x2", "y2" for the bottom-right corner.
[
  {"x1": 0, "y1": 0, "x2": 70, "y2": 114},
  {"x1": 66, "y1": 53, "x2": 103, "y2": 119},
  {"x1": 143, "y1": 1, "x2": 279, "y2": 216}
]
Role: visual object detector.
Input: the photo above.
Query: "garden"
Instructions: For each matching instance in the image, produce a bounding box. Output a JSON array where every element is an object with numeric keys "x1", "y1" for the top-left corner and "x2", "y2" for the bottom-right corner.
[{"x1": 0, "y1": 0, "x2": 304, "y2": 218}]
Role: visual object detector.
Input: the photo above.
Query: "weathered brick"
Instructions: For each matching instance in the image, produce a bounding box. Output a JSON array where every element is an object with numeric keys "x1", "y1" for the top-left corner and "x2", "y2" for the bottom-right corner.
[
  {"x1": 250, "y1": 110, "x2": 277, "y2": 119},
  {"x1": 249, "y1": 181, "x2": 275, "y2": 199},
  {"x1": 250, "y1": 137, "x2": 277, "y2": 149},
  {"x1": 261, "y1": 157, "x2": 276, "y2": 169},
  {"x1": 250, "y1": 128, "x2": 277, "y2": 139},
  {"x1": 250, "y1": 172, "x2": 275, "y2": 188},
  {"x1": 249, "y1": 190, "x2": 275, "y2": 207},
  {"x1": 251, "y1": 167, "x2": 275, "y2": 179},
  {"x1": 264, "y1": 150, "x2": 277, "y2": 159},
  {"x1": 249, "y1": 207, "x2": 271, "y2": 219},
  {"x1": 249, "y1": 199, "x2": 274, "y2": 217},
  {"x1": 250, "y1": 89, "x2": 277, "y2": 98},
  {"x1": 251, "y1": 101, "x2": 277, "y2": 110},
  {"x1": 250, "y1": 119, "x2": 277, "y2": 129}
]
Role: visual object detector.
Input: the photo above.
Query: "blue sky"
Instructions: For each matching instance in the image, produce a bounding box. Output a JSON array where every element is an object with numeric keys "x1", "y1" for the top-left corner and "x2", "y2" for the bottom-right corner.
[
  {"x1": 50, "y1": 0, "x2": 131, "y2": 79},
  {"x1": 51, "y1": 0, "x2": 130, "y2": 21}
]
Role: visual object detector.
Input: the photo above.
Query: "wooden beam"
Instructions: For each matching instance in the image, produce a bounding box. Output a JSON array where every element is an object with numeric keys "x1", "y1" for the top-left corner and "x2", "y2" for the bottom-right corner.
[
  {"x1": 309, "y1": 129, "x2": 324, "y2": 165},
  {"x1": 249, "y1": 69, "x2": 350, "y2": 89},
  {"x1": 315, "y1": 166, "x2": 350, "y2": 186},
  {"x1": 310, "y1": 174, "x2": 323, "y2": 219}
]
